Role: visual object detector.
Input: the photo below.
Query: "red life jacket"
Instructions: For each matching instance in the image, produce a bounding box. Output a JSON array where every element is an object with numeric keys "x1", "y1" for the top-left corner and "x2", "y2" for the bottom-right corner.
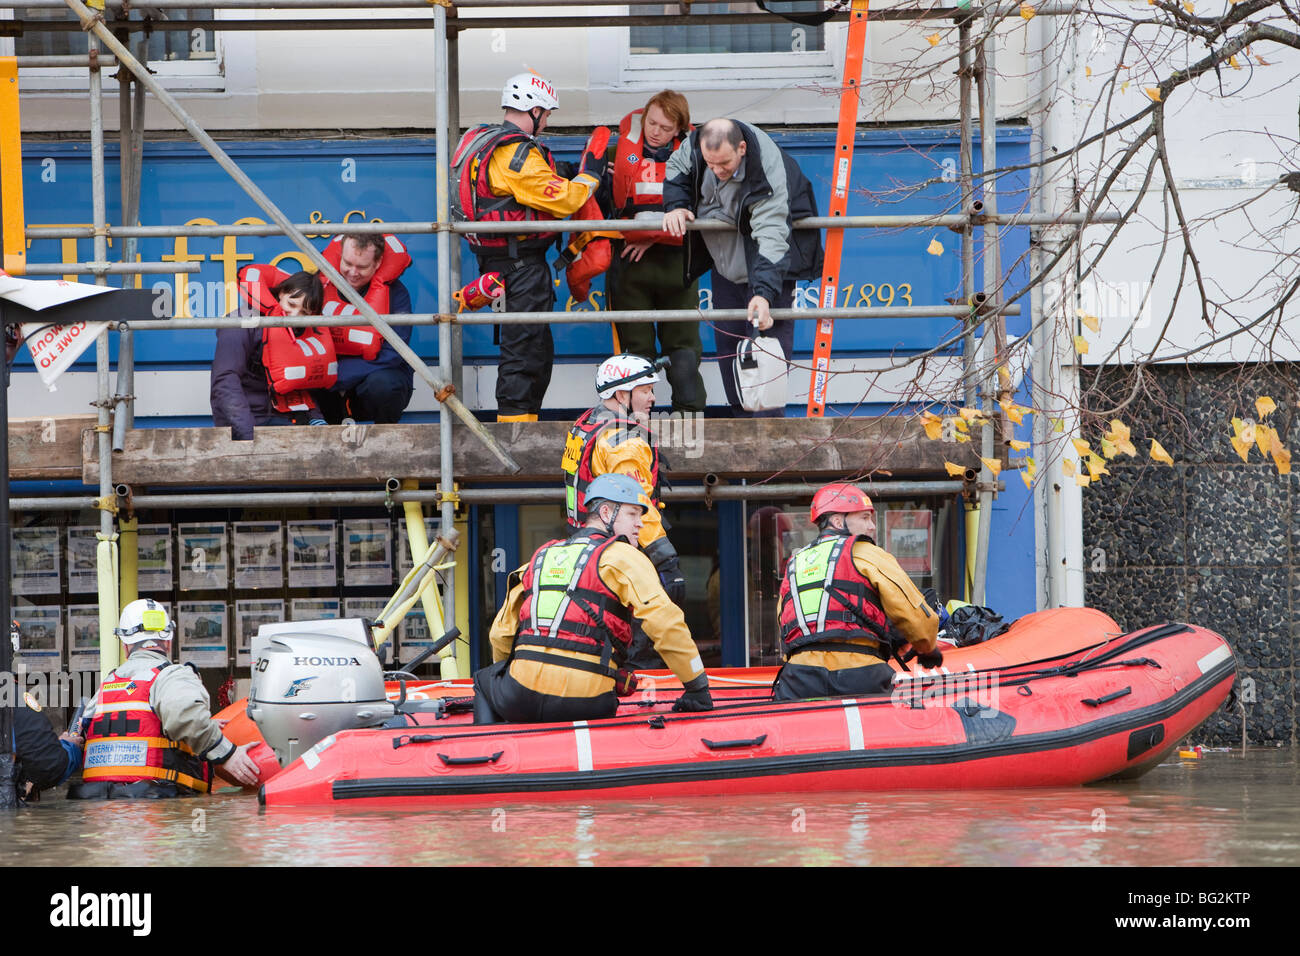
[
  {"x1": 612, "y1": 109, "x2": 688, "y2": 246},
  {"x1": 451, "y1": 123, "x2": 561, "y2": 254},
  {"x1": 81, "y1": 663, "x2": 213, "y2": 793},
  {"x1": 561, "y1": 406, "x2": 660, "y2": 528},
  {"x1": 512, "y1": 528, "x2": 634, "y2": 679},
  {"x1": 237, "y1": 263, "x2": 338, "y2": 414},
  {"x1": 778, "y1": 533, "x2": 891, "y2": 657},
  {"x1": 318, "y1": 234, "x2": 412, "y2": 360}
]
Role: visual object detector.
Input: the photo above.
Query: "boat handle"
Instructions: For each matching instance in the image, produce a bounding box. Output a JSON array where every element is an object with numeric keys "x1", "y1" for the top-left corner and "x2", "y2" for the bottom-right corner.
[
  {"x1": 437, "y1": 750, "x2": 505, "y2": 766},
  {"x1": 1082, "y1": 687, "x2": 1132, "y2": 708},
  {"x1": 701, "y1": 734, "x2": 768, "y2": 751}
]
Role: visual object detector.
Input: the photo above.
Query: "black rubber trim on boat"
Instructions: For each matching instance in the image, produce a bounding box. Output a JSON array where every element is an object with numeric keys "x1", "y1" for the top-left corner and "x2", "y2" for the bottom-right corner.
[
  {"x1": 438, "y1": 750, "x2": 504, "y2": 766},
  {"x1": 329, "y1": 654, "x2": 1236, "y2": 800},
  {"x1": 1126, "y1": 723, "x2": 1165, "y2": 760},
  {"x1": 701, "y1": 734, "x2": 768, "y2": 750}
]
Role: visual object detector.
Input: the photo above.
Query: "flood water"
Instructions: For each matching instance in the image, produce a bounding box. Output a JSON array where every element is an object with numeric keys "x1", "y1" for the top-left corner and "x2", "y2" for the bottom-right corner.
[{"x1": 4, "y1": 748, "x2": 1298, "y2": 867}]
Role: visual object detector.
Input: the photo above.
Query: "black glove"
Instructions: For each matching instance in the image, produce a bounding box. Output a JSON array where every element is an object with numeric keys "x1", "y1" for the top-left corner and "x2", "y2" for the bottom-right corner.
[
  {"x1": 672, "y1": 686, "x2": 713, "y2": 713},
  {"x1": 916, "y1": 648, "x2": 944, "y2": 669},
  {"x1": 643, "y1": 537, "x2": 685, "y2": 605}
]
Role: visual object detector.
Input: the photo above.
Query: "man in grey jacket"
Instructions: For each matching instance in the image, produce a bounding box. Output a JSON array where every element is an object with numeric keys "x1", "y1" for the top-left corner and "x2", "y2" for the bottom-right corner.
[
  {"x1": 69, "y1": 599, "x2": 260, "y2": 798},
  {"x1": 662, "y1": 118, "x2": 823, "y2": 417}
]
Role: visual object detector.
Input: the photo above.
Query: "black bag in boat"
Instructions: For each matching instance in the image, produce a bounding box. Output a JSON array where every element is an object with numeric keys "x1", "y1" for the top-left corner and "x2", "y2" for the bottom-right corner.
[{"x1": 943, "y1": 604, "x2": 1013, "y2": 648}]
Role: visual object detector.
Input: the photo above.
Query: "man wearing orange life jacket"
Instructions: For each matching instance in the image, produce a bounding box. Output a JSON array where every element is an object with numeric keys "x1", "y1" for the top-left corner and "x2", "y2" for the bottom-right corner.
[
  {"x1": 69, "y1": 599, "x2": 260, "y2": 799},
  {"x1": 313, "y1": 232, "x2": 416, "y2": 425},
  {"x1": 604, "y1": 91, "x2": 706, "y2": 413},
  {"x1": 211, "y1": 269, "x2": 332, "y2": 440},
  {"x1": 452, "y1": 72, "x2": 608, "y2": 422},
  {"x1": 773, "y1": 484, "x2": 941, "y2": 702},
  {"x1": 475, "y1": 474, "x2": 712, "y2": 724}
]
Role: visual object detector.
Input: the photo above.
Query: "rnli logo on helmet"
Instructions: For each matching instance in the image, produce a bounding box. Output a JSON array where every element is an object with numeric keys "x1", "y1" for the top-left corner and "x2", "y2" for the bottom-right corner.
[
  {"x1": 607, "y1": 364, "x2": 635, "y2": 379},
  {"x1": 530, "y1": 76, "x2": 555, "y2": 97}
]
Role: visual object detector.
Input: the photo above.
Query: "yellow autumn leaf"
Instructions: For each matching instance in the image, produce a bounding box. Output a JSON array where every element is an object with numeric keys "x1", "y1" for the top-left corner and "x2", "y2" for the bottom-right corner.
[
  {"x1": 1239, "y1": 421, "x2": 1256, "y2": 445},
  {"x1": 1080, "y1": 312, "x2": 1100, "y2": 333},
  {"x1": 1183, "y1": 0, "x2": 1194, "y2": 11},
  {"x1": 997, "y1": 365, "x2": 1011, "y2": 385},
  {"x1": 958, "y1": 406, "x2": 981, "y2": 422},
  {"x1": 923, "y1": 419, "x2": 943, "y2": 441},
  {"x1": 1106, "y1": 419, "x2": 1131, "y2": 443},
  {"x1": 1256, "y1": 396, "x2": 1277, "y2": 418},
  {"x1": 1116, "y1": 439, "x2": 1137, "y2": 458},
  {"x1": 1100, "y1": 437, "x2": 1117, "y2": 459},
  {"x1": 1009, "y1": 439, "x2": 1031, "y2": 452},
  {"x1": 1062, "y1": 458, "x2": 1076, "y2": 477},
  {"x1": 1121, "y1": 81, "x2": 1130, "y2": 93},
  {"x1": 1051, "y1": 418, "x2": 1064, "y2": 433},
  {"x1": 952, "y1": 416, "x2": 969, "y2": 433},
  {"x1": 999, "y1": 399, "x2": 1026, "y2": 424},
  {"x1": 1255, "y1": 425, "x2": 1273, "y2": 456},
  {"x1": 1074, "y1": 472, "x2": 1091, "y2": 487},
  {"x1": 927, "y1": 237, "x2": 944, "y2": 256},
  {"x1": 1274, "y1": 446, "x2": 1292, "y2": 475},
  {"x1": 1256, "y1": 54, "x2": 1270, "y2": 66},
  {"x1": 1074, "y1": 335, "x2": 1090, "y2": 355},
  {"x1": 1228, "y1": 55, "x2": 1241, "y2": 70},
  {"x1": 955, "y1": 432, "x2": 971, "y2": 443},
  {"x1": 1085, "y1": 66, "x2": 1093, "y2": 77},
  {"x1": 926, "y1": 33, "x2": 940, "y2": 46},
  {"x1": 980, "y1": 456, "x2": 1003, "y2": 477},
  {"x1": 1230, "y1": 416, "x2": 1244, "y2": 437},
  {"x1": 1087, "y1": 454, "x2": 1110, "y2": 477},
  {"x1": 1150, "y1": 439, "x2": 1173, "y2": 466},
  {"x1": 1071, "y1": 438, "x2": 1092, "y2": 457},
  {"x1": 1025, "y1": 456, "x2": 1036, "y2": 479},
  {"x1": 1230, "y1": 435, "x2": 1252, "y2": 463},
  {"x1": 1145, "y1": 87, "x2": 1162, "y2": 102},
  {"x1": 944, "y1": 461, "x2": 967, "y2": 478},
  {"x1": 1019, "y1": 2, "x2": 1036, "y2": 19},
  {"x1": 1021, "y1": 471, "x2": 1033, "y2": 489}
]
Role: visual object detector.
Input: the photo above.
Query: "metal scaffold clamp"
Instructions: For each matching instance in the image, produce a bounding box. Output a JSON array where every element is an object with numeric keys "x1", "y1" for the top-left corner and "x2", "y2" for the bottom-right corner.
[{"x1": 94, "y1": 495, "x2": 118, "y2": 516}]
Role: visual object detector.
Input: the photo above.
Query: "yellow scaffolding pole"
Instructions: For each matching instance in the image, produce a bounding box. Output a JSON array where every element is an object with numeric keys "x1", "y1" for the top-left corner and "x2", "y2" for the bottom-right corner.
[
  {"x1": 401, "y1": 478, "x2": 459, "y2": 678},
  {"x1": 0, "y1": 56, "x2": 26, "y2": 274}
]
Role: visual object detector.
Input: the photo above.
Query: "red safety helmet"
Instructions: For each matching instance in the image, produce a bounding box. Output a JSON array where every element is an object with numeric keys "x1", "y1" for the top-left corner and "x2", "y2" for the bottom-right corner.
[{"x1": 809, "y1": 483, "x2": 874, "y2": 525}]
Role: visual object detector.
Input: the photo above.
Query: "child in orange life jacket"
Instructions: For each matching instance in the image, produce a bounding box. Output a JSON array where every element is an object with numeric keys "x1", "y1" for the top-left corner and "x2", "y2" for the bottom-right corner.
[{"x1": 210, "y1": 268, "x2": 335, "y2": 440}]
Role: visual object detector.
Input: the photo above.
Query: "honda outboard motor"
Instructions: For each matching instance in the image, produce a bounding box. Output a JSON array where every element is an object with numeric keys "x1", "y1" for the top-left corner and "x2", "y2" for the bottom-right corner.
[{"x1": 248, "y1": 618, "x2": 395, "y2": 767}]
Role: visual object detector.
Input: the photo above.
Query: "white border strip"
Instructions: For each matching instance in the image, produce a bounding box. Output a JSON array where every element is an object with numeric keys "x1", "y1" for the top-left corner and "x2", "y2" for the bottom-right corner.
[
  {"x1": 842, "y1": 699, "x2": 865, "y2": 751},
  {"x1": 573, "y1": 720, "x2": 594, "y2": 772},
  {"x1": 1196, "y1": 644, "x2": 1232, "y2": 675}
]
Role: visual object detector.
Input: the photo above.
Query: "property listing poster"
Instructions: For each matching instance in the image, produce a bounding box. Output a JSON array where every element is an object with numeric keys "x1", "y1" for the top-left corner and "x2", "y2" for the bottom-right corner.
[
  {"x1": 14, "y1": 605, "x2": 63, "y2": 672},
  {"x1": 67, "y1": 604, "x2": 102, "y2": 669},
  {"x1": 11, "y1": 526, "x2": 61, "y2": 595},
  {"x1": 343, "y1": 519, "x2": 393, "y2": 587},
  {"x1": 396, "y1": 517, "x2": 442, "y2": 576},
  {"x1": 287, "y1": 520, "x2": 337, "y2": 588},
  {"x1": 66, "y1": 526, "x2": 100, "y2": 593},
  {"x1": 291, "y1": 598, "x2": 340, "y2": 621},
  {"x1": 343, "y1": 596, "x2": 388, "y2": 623},
  {"x1": 399, "y1": 608, "x2": 433, "y2": 663},
  {"x1": 884, "y1": 509, "x2": 933, "y2": 576},
  {"x1": 235, "y1": 599, "x2": 284, "y2": 666},
  {"x1": 178, "y1": 523, "x2": 228, "y2": 591},
  {"x1": 233, "y1": 521, "x2": 283, "y2": 589},
  {"x1": 178, "y1": 601, "x2": 228, "y2": 667},
  {"x1": 137, "y1": 524, "x2": 174, "y2": 592}
]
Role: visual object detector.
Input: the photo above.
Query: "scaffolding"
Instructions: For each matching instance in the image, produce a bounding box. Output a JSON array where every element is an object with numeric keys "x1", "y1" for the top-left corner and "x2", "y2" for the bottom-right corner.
[{"x1": 0, "y1": 0, "x2": 1102, "y2": 685}]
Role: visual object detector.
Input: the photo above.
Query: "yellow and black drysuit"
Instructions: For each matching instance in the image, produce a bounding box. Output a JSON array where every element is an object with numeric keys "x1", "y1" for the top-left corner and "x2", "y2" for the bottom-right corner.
[
  {"x1": 475, "y1": 527, "x2": 709, "y2": 723},
  {"x1": 773, "y1": 532, "x2": 938, "y2": 701}
]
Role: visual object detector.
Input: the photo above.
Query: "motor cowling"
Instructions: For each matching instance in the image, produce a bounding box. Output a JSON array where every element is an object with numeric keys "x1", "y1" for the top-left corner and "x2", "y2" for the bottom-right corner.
[{"x1": 247, "y1": 619, "x2": 394, "y2": 768}]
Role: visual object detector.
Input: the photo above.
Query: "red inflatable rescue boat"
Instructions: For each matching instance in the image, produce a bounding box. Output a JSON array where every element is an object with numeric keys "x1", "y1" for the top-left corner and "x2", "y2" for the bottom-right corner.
[{"x1": 258, "y1": 619, "x2": 1236, "y2": 807}]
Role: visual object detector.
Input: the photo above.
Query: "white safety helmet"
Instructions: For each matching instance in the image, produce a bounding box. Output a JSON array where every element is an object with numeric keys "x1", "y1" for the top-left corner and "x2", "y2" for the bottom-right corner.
[
  {"x1": 501, "y1": 72, "x2": 560, "y2": 112},
  {"x1": 596, "y1": 354, "x2": 661, "y2": 399},
  {"x1": 115, "y1": 598, "x2": 174, "y2": 644}
]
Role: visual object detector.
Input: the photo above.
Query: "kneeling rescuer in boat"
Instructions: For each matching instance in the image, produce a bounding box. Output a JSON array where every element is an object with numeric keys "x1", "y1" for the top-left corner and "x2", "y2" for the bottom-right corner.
[
  {"x1": 774, "y1": 483, "x2": 941, "y2": 701},
  {"x1": 476, "y1": 473, "x2": 712, "y2": 723}
]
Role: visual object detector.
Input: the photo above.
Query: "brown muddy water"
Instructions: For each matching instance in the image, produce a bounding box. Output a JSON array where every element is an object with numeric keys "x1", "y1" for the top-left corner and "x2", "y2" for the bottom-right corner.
[{"x1": 3, "y1": 749, "x2": 1297, "y2": 866}]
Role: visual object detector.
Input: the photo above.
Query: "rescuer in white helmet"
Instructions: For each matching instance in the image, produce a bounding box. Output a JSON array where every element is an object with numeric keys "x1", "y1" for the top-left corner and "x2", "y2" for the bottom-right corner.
[
  {"x1": 69, "y1": 599, "x2": 261, "y2": 799},
  {"x1": 450, "y1": 71, "x2": 613, "y2": 421}
]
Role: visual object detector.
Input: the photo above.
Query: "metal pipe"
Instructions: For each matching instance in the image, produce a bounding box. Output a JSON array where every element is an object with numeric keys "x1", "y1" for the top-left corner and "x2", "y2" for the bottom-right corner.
[
  {"x1": 973, "y1": 32, "x2": 999, "y2": 607},
  {"x1": 959, "y1": 17, "x2": 976, "y2": 410},
  {"x1": 113, "y1": 35, "x2": 140, "y2": 453},
  {"x1": 140, "y1": 303, "x2": 1022, "y2": 332},
  {"x1": 25, "y1": 212, "x2": 1119, "y2": 242},
  {"x1": 7, "y1": 0, "x2": 1089, "y2": 11},
  {"x1": 62, "y1": 0, "x2": 520, "y2": 474},
  {"x1": 433, "y1": 4, "x2": 459, "y2": 676},
  {"x1": 447, "y1": 25, "x2": 464, "y2": 399},
  {"x1": 10, "y1": 481, "x2": 972, "y2": 514},
  {"x1": 23, "y1": 262, "x2": 201, "y2": 275}
]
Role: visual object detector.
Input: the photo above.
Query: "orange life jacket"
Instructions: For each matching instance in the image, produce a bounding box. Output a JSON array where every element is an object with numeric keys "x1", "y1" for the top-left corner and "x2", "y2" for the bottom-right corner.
[
  {"x1": 612, "y1": 109, "x2": 688, "y2": 246},
  {"x1": 81, "y1": 663, "x2": 213, "y2": 794},
  {"x1": 318, "y1": 234, "x2": 413, "y2": 359},
  {"x1": 237, "y1": 263, "x2": 338, "y2": 414}
]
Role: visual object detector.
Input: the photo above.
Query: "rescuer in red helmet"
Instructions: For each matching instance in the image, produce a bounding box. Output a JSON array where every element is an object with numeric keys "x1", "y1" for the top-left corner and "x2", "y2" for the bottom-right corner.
[{"x1": 772, "y1": 483, "x2": 941, "y2": 701}]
